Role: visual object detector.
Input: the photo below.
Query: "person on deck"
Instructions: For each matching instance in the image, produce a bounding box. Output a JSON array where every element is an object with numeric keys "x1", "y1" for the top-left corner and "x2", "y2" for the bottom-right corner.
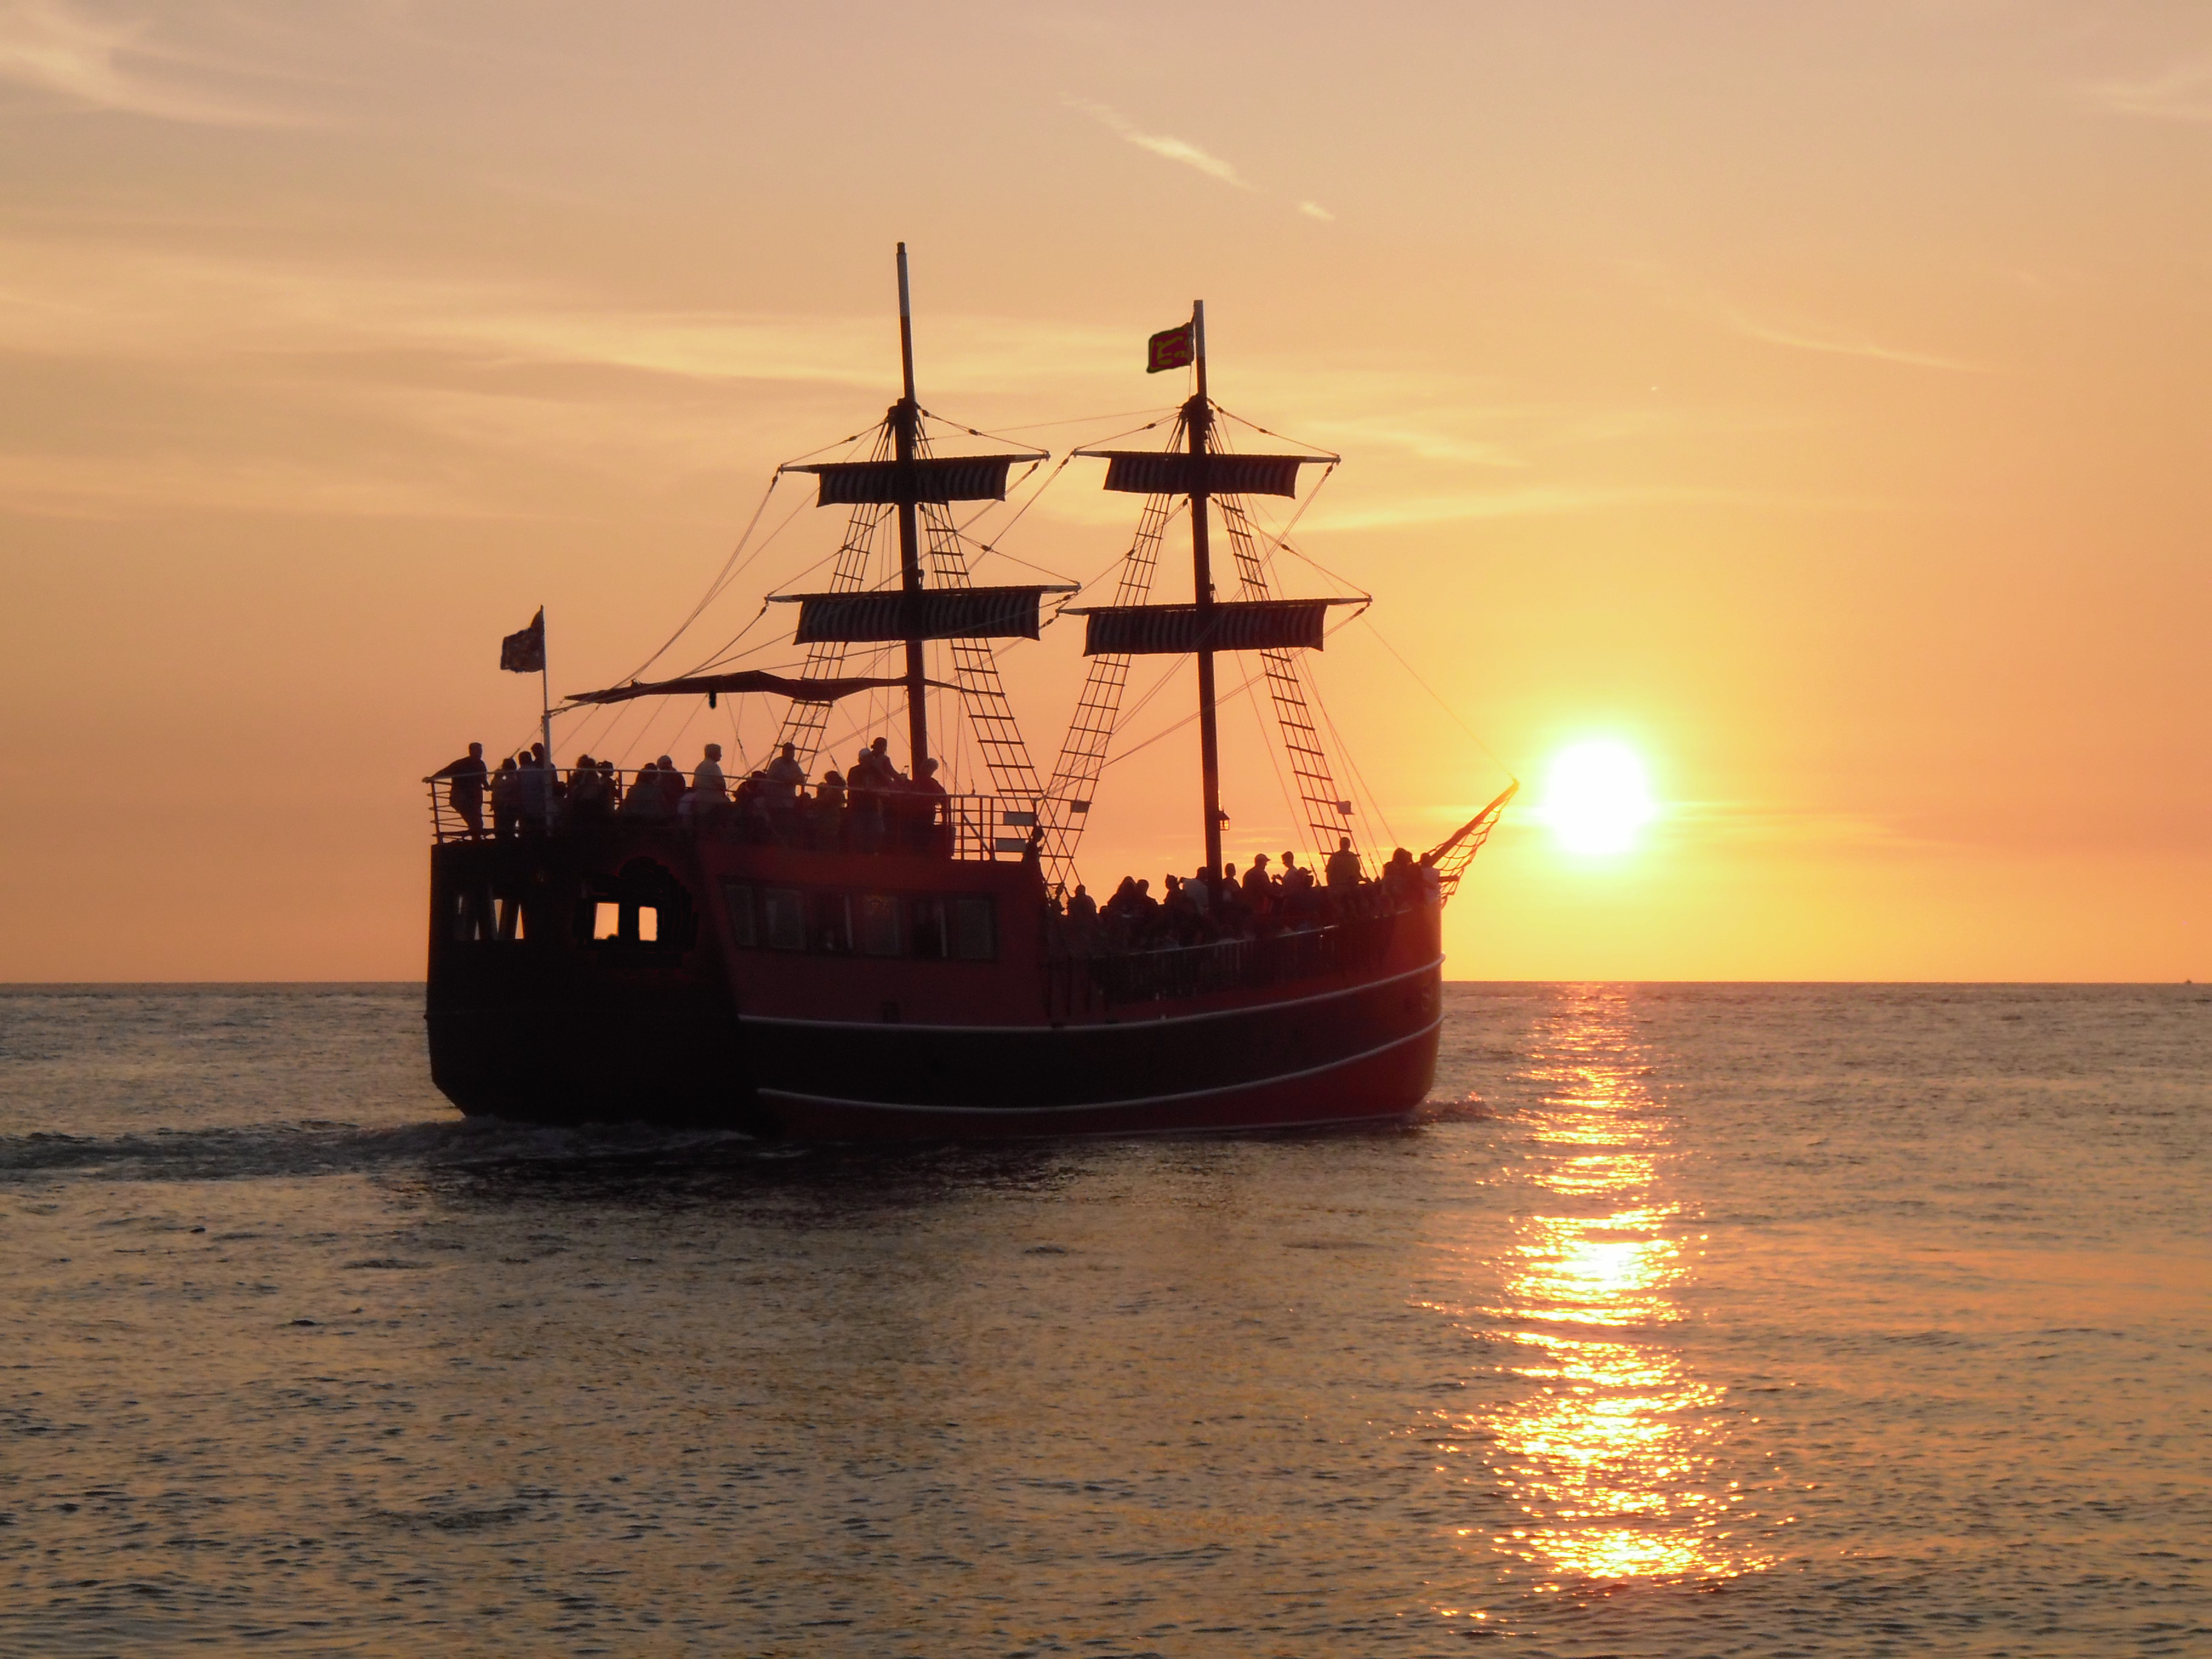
[
  {"x1": 911, "y1": 757, "x2": 951, "y2": 855},
  {"x1": 1241, "y1": 853, "x2": 1275, "y2": 917},
  {"x1": 1279, "y1": 850, "x2": 1316, "y2": 925},
  {"x1": 490, "y1": 756, "x2": 521, "y2": 839},
  {"x1": 432, "y1": 743, "x2": 488, "y2": 839},
  {"x1": 567, "y1": 755, "x2": 610, "y2": 822},
  {"x1": 686, "y1": 743, "x2": 728, "y2": 833},
  {"x1": 518, "y1": 745, "x2": 552, "y2": 834},
  {"x1": 857, "y1": 737, "x2": 897, "y2": 790},
  {"x1": 1326, "y1": 835, "x2": 1362, "y2": 892},
  {"x1": 733, "y1": 771, "x2": 770, "y2": 842},
  {"x1": 1416, "y1": 850, "x2": 1443, "y2": 904},
  {"x1": 765, "y1": 742, "x2": 806, "y2": 796},
  {"x1": 1381, "y1": 846, "x2": 1417, "y2": 904},
  {"x1": 846, "y1": 762, "x2": 886, "y2": 854},
  {"x1": 811, "y1": 768, "x2": 846, "y2": 850}
]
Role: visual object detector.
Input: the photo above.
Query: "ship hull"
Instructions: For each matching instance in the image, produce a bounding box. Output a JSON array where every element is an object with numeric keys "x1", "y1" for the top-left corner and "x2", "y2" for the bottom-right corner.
[{"x1": 424, "y1": 831, "x2": 1441, "y2": 1139}]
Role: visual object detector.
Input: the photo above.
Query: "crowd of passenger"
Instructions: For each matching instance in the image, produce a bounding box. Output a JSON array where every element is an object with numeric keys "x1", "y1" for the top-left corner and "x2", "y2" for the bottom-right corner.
[
  {"x1": 431, "y1": 736, "x2": 954, "y2": 853},
  {"x1": 433, "y1": 739, "x2": 1440, "y2": 957},
  {"x1": 1042, "y1": 838, "x2": 1439, "y2": 957}
]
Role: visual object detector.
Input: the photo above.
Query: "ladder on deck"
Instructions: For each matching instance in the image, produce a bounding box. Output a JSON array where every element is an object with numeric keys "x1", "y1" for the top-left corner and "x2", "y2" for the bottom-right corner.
[
  {"x1": 919, "y1": 500, "x2": 1047, "y2": 822},
  {"x1": 1218, "y1": 497, "x2": 1359, "y2": 865},
  {"x1": 773, "y1": 501, "x2": 892, "y2": 768},
  {"x1": 1035, "y1": 488, "x2": 1178, "y2": 891}
]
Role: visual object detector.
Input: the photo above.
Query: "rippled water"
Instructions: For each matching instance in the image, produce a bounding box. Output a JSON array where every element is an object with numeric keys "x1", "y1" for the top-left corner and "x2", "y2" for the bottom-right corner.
[{"x1": 2, "y1": 983, "x2": 2206, "y2": 1657}]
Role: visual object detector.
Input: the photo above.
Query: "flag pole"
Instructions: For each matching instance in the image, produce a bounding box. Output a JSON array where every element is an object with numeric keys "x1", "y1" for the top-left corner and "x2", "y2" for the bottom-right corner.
[
  {"x1": 538, "y1": 605, "x2": 553, "y2": 765},
  {"x1": 1188, "y1": 300, "x2": 1224, "y2": 880}
]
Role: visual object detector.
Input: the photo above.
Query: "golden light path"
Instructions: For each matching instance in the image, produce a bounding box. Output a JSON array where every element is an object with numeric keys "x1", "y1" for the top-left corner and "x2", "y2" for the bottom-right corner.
[{"x1": 1429, "y1": 990, "x2": 1772, "y2": 1618}]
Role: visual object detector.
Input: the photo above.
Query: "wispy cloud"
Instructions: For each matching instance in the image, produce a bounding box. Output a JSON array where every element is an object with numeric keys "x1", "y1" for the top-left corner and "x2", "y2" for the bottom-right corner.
[
  {"x1": 0, "y1": 0, "x2": 305, "y2": 126},
  {"x1": 1296, "y1": 201, "x2": 1335, "y2": 222},
  {"x1": 1721, "y1": 307, "x2": 1985, "y2": 373},
  {"x1": 1306, "y1": 481, "x2": 1899, "y2": 531},
  {"x1": 1062, "y1": 96, "x2": 1250, "y2": 187},
  {"x1": 0, "y1": 449, "x2": 501, "y2": 520},
  {"x1": 0, "y1": 238, "x2": 1141, "y2": 390},
  {"x1": 2079, "y1": 61, "x2": 2212, "y2": 124}
]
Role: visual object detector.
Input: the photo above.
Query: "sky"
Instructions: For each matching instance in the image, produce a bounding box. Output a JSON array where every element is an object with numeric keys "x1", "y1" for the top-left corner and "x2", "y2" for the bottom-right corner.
[{"x1": 1, "y1": 0, "x2": 2207, "y2": 981}]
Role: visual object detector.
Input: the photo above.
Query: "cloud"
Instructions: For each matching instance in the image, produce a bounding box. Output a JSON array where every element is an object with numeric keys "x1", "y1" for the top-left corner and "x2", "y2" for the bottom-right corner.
[
  {"x1": 2079, "y1": 61, "x2": 2212, "y2": 124},
  {"x1": 0, "y1": 237, "x2": 1141, "y2": 391},
  {"x1": 1062, "y1": 96, "x2": 1251, "y2": 187},
  {"x1": 1296, "y1": 201, "x2": 1335, "y2": 222},
  {"x1": 0, "y1": 0, "x2": 304, "y2": 126},
  {"x1": 1305, "y1": 481, "x2": 1898, "y2": 531},
  {"x1": 1720, "y1": 307, "x2": 1985, "y2": 373},
  {"x1": 0, "y1": 449, "x2": 502, "y2": 520}
]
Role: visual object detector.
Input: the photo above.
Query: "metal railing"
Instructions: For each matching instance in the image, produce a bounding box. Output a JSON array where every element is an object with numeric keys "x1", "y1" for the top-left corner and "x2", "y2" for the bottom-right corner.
[
  {"x1": 1040, "y1": 907, "x2": 1404, "y2": 1016},
  {"x1": 426, "y1": 767, "x2": 1039, "y2": 863}
]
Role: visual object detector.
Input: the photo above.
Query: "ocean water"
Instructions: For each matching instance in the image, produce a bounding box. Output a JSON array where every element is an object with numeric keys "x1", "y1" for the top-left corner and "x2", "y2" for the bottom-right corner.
[{"x1": 1, "y1": 983, "x2": 2205, "y2": 1658}]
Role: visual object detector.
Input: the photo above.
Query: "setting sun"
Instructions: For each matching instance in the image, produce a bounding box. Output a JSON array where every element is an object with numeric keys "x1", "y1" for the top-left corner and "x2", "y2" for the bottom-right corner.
[{"x1": 1543, "y1": 741, "x2": 1658, "y2": 857}]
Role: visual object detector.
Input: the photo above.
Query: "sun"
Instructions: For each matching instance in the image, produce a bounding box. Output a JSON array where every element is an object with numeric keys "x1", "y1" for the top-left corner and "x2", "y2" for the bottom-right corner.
[{"x1": 1543, "y1": 740, "x2": 1658, "y2": 856}]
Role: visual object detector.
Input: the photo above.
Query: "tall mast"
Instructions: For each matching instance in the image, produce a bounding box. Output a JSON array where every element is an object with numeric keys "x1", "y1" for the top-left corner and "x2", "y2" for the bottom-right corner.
[
  {"x1": 1187, "y1": 301, "x2": 1224, "y2": 877},
  {"x1": 894, "y1": 243, "x2": 928, "y2": 774}
]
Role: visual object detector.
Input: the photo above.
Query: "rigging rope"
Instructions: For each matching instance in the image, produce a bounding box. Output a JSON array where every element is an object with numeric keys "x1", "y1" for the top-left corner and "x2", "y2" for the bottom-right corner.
[{"x1": 1357, "y1": 615, "x2": 1518, "y2": 785}]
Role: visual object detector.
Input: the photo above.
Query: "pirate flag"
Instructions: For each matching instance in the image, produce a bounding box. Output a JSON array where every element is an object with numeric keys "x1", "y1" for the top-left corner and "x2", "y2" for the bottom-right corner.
[
  {"x1": 499, "y1": 608, "x2": 545, "y2": 674},
  {"x1": 1147, "y1": 320, "x2": 1195, "y2": 374}
]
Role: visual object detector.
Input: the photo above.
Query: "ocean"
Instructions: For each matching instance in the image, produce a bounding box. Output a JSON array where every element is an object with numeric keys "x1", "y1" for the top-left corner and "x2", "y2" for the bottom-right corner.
[{"x1": 1, "y1": 982, "x2": 2205, "y2": 1657}]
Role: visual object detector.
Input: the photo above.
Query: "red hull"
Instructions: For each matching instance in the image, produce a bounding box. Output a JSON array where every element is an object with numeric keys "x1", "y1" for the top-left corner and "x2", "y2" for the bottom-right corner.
[
  {"x1": 760, "y1": 1014, "x2": 1440, "y2": 1139},
  {"x1": 425, "y1": 830, "x2": 1443, "y2": 1139}
]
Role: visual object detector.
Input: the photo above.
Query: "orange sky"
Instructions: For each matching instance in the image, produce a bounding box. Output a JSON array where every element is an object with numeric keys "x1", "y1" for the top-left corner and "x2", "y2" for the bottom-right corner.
[{"x1": 2, "y1": 1, "x2": 2207, "y2": 981}]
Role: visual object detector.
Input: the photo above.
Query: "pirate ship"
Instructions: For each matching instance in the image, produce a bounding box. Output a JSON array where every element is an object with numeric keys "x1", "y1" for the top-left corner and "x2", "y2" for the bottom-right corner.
[{"x1": 423, "y1": 247, "x2": 1513, "y2": 1138}]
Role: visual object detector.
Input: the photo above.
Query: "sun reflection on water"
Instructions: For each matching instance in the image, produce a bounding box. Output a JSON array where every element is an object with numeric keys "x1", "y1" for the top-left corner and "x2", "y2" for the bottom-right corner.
[{"x1": 1435, "y1": 995, "x2": 1772, "y2": 1598}]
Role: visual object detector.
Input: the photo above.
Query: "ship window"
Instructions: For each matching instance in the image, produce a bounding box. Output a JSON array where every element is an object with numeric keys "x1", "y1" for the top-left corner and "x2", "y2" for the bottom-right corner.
[
  {"x1": 910, "y1": 897, "x2": 948, "y2": 959},
  {"x1": 723, "y1": 882, "x2": 756, "y2": 948},
  {"x1": 762, "y1": 887, "x2": 805, "y2": 952},
  {"x1": 812, "y1": 893, "x2": 851, "y2": 954},
  {"x1": 857, "y1": 894, "x2": 900, "y2": 957},
  {"x1": 592, "y1": 902, "x2": 621, "y2": 941},
  {"x1": 637, "y1": 906, "x2": 659, "y2": 943},
  {"x1": 950, "y1": 897, "x2": 996, "y2": 960}
]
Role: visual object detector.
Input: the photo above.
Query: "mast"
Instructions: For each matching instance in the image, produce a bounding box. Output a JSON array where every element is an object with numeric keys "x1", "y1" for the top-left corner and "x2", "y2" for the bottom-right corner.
[
  {"x1": 1187, "y1": 301, "x2": 1224, "y2": 877},
  {"x1": 894, "y1": 243, "x2": 928, "y2": 775}
]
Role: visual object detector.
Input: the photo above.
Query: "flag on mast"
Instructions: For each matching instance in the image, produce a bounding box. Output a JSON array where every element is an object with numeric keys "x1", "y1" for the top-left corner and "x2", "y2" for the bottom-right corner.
[
  {"x1": 500, "y1": 608, "x2": 546, "y2": 674},
  {"x1": 1147, "y1": 320, "x2": 1195, "y2": 374}
]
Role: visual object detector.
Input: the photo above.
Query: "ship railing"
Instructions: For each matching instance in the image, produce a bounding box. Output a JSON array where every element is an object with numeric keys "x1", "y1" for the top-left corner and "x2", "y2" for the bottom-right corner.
[
  {"x1": 1041, "y1": 908, "x2": 1401, "y2": 1016},
  {"x1": 425, "y1": 769, "x2": 1041, "y2": 864}
]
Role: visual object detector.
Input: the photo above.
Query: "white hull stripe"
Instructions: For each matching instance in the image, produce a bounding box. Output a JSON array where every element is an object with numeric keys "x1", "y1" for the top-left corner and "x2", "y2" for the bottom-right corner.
[
  {"x1": 756, "y1": 1013, "x2": 1444, "y2": 1118},
  {"x1": 736, "y1": 956, "x2": 1444, "y2": 1036}
]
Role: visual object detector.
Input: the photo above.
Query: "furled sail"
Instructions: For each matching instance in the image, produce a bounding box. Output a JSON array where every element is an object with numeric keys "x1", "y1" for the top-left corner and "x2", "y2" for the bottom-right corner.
[
  {"x1": 779, "y1": 585, "x2": 1071, "y2": 644},
  {"x1": 563, "y1": 669, "x2": 930, "y2": 706},
  {"x1": 782, "y1": 455, "x2": 1035, "y2": 506},
  {"x1": 1084, "y1": 452, "x2": 1314, "y2": 498},
  {"x1": 1076, "y1": 599, "x2": 1349, "y2": 656}
]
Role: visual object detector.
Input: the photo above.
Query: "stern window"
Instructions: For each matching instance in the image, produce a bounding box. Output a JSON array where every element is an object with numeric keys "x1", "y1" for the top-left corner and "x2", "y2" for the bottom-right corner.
[
  {"x1": 812, "y1": 893, "x2": 852, "y2": 954},
  {"x1": 950, "y1": 897, "x2": 996, "y2": 960},
  {"x1": 723, "y1": 882, "x2": 757, "y2": 948},
  {"x1": 762, "y1": 887, "x2": 805, "y2": 952},
  {"x1": 857, "y1": 894, "x2": 901, "y2": 957}
]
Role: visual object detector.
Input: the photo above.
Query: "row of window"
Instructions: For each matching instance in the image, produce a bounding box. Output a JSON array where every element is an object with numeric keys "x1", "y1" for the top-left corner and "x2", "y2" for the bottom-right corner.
[{"x1": 725, "y1": 882, "x2": 996, "y2": 961}]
